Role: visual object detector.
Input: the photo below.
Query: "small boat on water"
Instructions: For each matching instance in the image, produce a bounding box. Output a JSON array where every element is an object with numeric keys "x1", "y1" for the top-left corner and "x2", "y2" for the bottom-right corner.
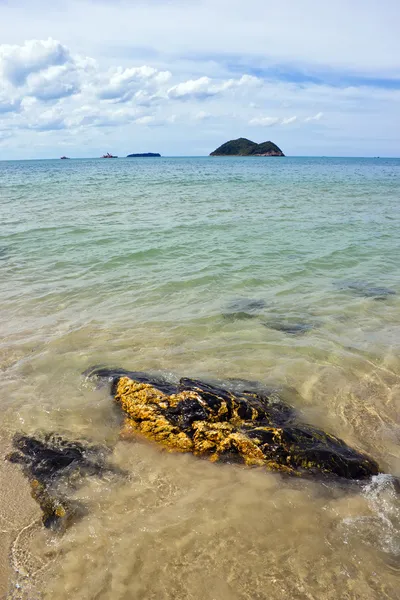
[
  {"x1": 102, "y1": 152, "x2": 118, "y2": 158},
  {"x1": 60, "y1": 156, "x2": 70, "y2": 159}
]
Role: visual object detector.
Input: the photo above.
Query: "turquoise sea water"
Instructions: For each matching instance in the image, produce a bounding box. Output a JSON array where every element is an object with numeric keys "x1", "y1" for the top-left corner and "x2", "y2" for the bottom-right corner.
[{"x1": 1, "y1": 157, "x2": 400, "y2": 599}]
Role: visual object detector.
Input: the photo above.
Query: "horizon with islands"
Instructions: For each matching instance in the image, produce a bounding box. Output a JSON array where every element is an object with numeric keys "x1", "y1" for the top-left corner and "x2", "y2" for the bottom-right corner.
[
  {"x1": 8, "y1": 137, "x2": 392, "y2": 160},
  {"x1": 1, "y1": 139, "x2": 394, "y2": 161}
]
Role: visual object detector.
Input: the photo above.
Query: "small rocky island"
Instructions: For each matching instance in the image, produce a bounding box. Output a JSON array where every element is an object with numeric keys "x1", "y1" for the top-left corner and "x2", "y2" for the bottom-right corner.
[
  {"x1": 126, "y1": 152, "x2": 161, "y2": 158},
  {"x1": 210, "y1": 138, "x2": 285, "y2": 156}
]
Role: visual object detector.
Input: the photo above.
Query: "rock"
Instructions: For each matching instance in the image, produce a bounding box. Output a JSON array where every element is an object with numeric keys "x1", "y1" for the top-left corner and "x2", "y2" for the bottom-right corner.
[
  {"x1": 126, "y1": 153, "x2": 161, "y2": 157},
  {"x1": 222, "y1": 297, "x2": 266, "y2": 321},
  {"x1": 7, "y1": 368, "x2": 381, "y2": 530},
  {"x1": 225, "y1": 298, "x2": 267, "y2": 313},
  {"x1": 6, "y1": 433, "x2": 118, "y2": 530},
  {"x1": 336, "y1": 281, "x2": 396, "y2": 301},
  {"x1": 210, "y1": 138, "x2": 284, "y2": 156},
  {"x1": 263, "y1": 321, "x2": 315, "y2": 335},
  {"x1": 83, "y1": 365, "x2": 178, "y2": 395},
  {"x1": 87, "y1": 367, "x2": 379, "y2": 480},
  {"x1": 222, "y1": 311, "x2": 259, "y2": 322}
]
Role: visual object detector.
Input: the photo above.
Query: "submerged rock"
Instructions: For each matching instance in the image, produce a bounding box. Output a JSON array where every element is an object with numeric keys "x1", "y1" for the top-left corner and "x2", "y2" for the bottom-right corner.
[
  {"x1": 222, "y1": 297, "x2": 266, "y2": 321},
  {"x1": 87, "y1": 367, "x2": 379, "y2": 480},
  {"x1": 6, "y1": 433, "x2": 117, "y2": 530},
  {"x1": 225, "y1": 298, "x2": 267, "y2": 313},
  {"x1": 263, "y1": 321, "x2": 315, "y2": 335},
  {"x1": 222, "y1": 311, "x2": 259, "y2": 322},
  {"x1": 336, "y1": 281, "x2": 396, "y2": 300}
]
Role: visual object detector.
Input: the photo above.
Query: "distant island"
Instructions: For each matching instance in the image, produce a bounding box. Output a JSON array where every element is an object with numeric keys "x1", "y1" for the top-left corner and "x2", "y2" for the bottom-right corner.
[
  {"x1": 126, "y1": 153, "x2": 161, "y2": 158},
  {"x1": 210, "y1": 138, "x2": 285, "y2": 157}
]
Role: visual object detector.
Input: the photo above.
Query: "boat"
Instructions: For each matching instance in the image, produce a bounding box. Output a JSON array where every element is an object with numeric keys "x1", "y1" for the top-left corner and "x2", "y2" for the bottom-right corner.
[
  {"x1": 102, "y1": 152, "x2": 118, "y2": 158},
  {"x1": 60, "y1": 156, "x2": 70, "y2": 159}
]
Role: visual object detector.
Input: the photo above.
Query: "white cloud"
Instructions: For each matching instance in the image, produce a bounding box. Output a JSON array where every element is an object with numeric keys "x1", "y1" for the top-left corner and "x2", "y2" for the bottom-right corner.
[
  {"x1": 250, "y1": 114, "x2": 320, "y2": 127},
  {"x1": 0, "y1": 38, "x2": 70, "y2": 86},
  {"x1": 26, "y1": 64, "x2": 81, "y2": 101},
  {"x1": 249, "y1": 116, "x2": 280, "y2": 127},
  {"x1": 304, "y1": 112, "x2": 323, "y2": 122},
  {"x1": 135, "y1": 115, "x2": 156, "y2": 125},
  {"x1": 97, "y1": 66, "x2": 171, "y2": 102},
  {"x1": 281, "y1": 116, "x2": 297, "y2": 125},
  {"x1": 168, "y1": 76, "x2": 218, "y2": 100},
  {"x1": 0, "y1": 97, "x2": 21, "y2": 114},
  {"x1": 167, "y1": 74, "x2": 260, "y2": 100},
  {"x1": 194, "y1": 110, "x2": 212, "y2": 121},
  {"x1": 0, "y1": 31, "x2": 399, "y2": 157}
]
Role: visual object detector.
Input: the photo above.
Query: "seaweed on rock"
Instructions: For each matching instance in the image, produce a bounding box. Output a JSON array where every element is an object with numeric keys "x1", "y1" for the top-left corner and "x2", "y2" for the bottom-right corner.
[{"x1": 87, "y1": 368, "x2": 379, "y2": 480}]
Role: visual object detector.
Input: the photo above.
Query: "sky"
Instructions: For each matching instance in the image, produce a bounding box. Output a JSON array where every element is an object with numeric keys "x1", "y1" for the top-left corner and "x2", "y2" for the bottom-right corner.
[{"x1": 0, "y1": 0, "x2": 399, "y2": 158}]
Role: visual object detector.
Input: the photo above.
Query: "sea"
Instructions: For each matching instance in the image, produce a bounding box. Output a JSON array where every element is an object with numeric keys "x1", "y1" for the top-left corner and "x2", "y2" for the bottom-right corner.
[{"x1": 0, "y1": 156, "x2": 399, "y2": 599}]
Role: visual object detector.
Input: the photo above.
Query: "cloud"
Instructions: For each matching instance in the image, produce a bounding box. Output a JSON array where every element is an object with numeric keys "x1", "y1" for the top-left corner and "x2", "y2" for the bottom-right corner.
[
  {"x1": 281, "y1": 116, "x2": 297, "y2": 125},
  {"x1": 250, "y1": 114, "x2": 319, "y2": 126},
  {"x1": 167, "y1": 74, "x2": 260, "y2": 100},
  {"x1": 134, "y1": 115, "x2": 156, "y2": 125},
  {"x1": 64, "y1": 105, "x2": 140, "y2": 129},
  {"x1": 2, "y1": 1, "x2": 399, "y2": 77},
  {"x1": 0, "y1": 97, "x2": 21, "y2": 114},
  {"x1": 0, "y1": 38, "x2": 70, "y2": 86},
  {"x1": 304, "y1": 112, "x2": 323, "y2": 122},
  {"x1": 194, "y1": 110, "x2": 213, "y2": 121},
  {"x1": 26, "y1": 107, "x2": 67, "y2": 131},
  {"x1": 0, "y1": 40, "x2": 99, "y2": 107},
  {"x1": 0, "y1": 32, "x2": 399, "y2": 157},
  {"x1": 249, "y1": 117, "x2": 280, "y2": 127},
  {"x1": 26, "y1": 65, "x2": 81, "y2": 101},
  {"x1": 97, "y1": 66, "x2": 171, "y2": 102},
  {"x1": 136, "y1": 114, "x2": 177, "y2": 126}
]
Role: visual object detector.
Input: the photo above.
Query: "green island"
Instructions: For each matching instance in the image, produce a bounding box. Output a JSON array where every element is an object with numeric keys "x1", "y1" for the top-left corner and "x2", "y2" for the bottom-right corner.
[
  {"x1": 126, "y1": 152, "x2": 161, "y2": 157},
  {"x1": 210, "y1": 138, "x2": 285, "y2": 156}
]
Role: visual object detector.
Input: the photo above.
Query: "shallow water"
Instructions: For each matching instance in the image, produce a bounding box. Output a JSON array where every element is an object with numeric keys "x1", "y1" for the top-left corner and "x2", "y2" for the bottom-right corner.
[{"x1": 0, "y1": 157, "x2": 400, "y2": 599}]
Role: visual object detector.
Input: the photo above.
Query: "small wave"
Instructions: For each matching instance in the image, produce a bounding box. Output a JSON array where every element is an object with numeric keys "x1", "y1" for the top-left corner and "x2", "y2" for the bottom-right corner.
[{"x1": 340, "y1": 474, "x2": 400, "y2": 561}]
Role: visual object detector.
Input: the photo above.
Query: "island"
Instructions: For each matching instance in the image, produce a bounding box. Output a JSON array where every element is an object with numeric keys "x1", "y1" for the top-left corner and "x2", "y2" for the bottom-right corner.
[
  {"x1": 210, "y1": 138, "x2": 285, "y2": 156},
  {"x1": 126, "y1": 152, "x2": 161, "y2": 158}
]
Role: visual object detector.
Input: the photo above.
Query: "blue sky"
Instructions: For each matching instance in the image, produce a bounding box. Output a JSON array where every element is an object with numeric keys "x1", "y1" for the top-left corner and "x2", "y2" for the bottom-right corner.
[{"x1": 0, "y1": 0, "x2": 399, "y2": 158}]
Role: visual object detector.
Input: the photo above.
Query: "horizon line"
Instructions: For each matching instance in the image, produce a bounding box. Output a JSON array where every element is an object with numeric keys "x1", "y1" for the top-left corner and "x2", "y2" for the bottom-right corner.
[{"x1": 0, "y1": 155, "x2": 399, "y2": 162}]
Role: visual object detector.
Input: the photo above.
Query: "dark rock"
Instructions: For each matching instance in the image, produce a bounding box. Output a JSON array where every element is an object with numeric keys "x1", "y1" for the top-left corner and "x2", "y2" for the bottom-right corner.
[
  {"x1": 86, "y1": 367, "x2": 380, "y2": 481},
  {"x1": 83, "y1": 365, "x2": 178, "y2": 396},
  {"x1": 6, "y1": 432, "x2": 118, "y2": 530},
  {"x1": 263, "y1": 321, "x2": 315, "y2": 335},
  {"x1": 336, "y1": 281, "x2": 396, "y2": 300},
  {"x1": 226, "y1": 298, "x2": 266, "y2": 313},
  {"x1": 222, "y1": 311, "x2": 259, "y2": 322},
  {"x1": 222, "y1": 298, "x2": 266, "y2": 321}
]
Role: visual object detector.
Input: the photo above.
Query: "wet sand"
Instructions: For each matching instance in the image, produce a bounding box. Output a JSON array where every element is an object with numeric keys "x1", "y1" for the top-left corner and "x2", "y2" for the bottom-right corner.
[{"x1": 0, "y1": 438, "x2": 40, "y2": 600}]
